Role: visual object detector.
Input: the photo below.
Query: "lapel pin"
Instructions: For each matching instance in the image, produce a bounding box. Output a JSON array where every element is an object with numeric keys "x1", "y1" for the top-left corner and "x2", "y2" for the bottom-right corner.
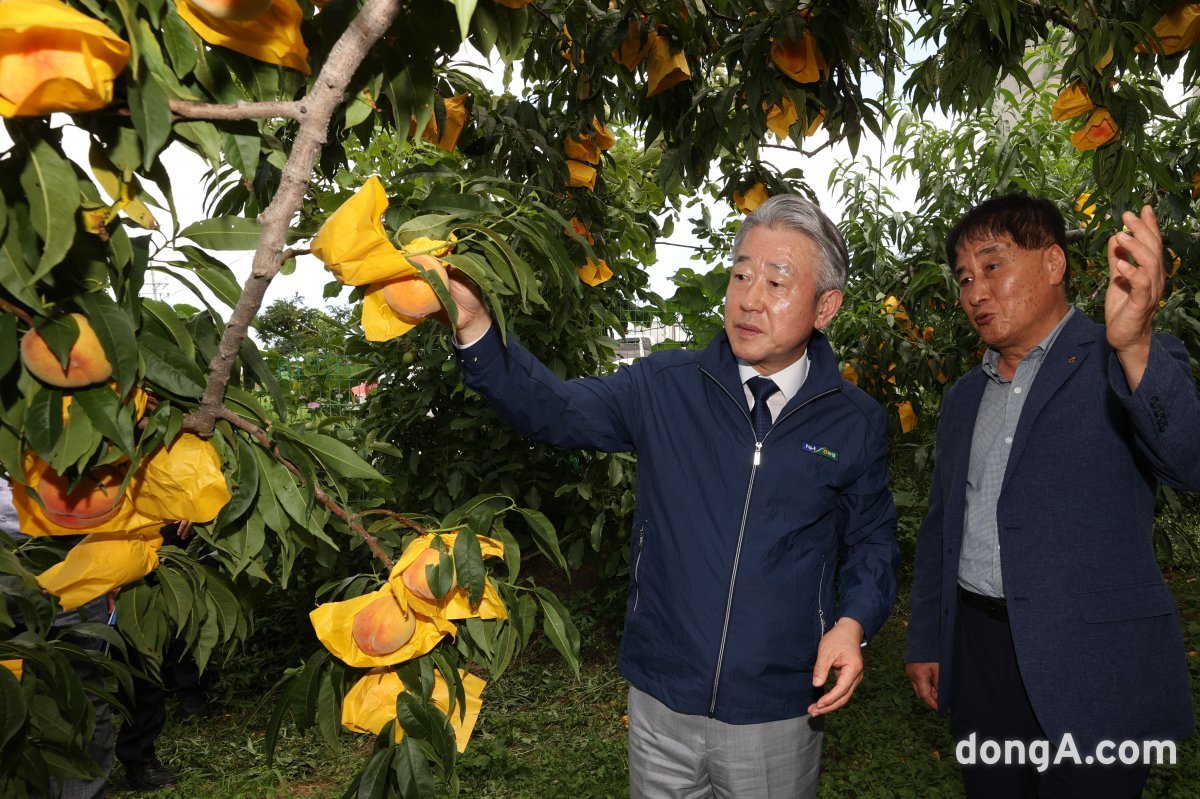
[{"x1": 1068, "y1": 356, "x2": 1077, "y2": 364}]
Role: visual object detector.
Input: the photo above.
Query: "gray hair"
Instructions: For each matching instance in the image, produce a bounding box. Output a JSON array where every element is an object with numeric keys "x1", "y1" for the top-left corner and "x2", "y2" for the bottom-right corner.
[{"x1": 732, "y1": 194, "x2": 849, "y2": 296}]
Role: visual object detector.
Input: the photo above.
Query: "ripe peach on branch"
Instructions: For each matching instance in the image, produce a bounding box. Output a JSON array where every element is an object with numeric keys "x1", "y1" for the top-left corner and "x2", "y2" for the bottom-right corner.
[{"x1": 20, "y1": 313, "x2": 112, "y2": 388}]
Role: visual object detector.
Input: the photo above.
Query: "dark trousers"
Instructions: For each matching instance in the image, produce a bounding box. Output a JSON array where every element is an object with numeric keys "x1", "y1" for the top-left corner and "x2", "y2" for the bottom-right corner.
[
  {"x1": 116, "y1": 638, "x2": 200, "y2": 768},
  {"x1": 950, "y1": 590, "x2": 1150, "y2": 799}
]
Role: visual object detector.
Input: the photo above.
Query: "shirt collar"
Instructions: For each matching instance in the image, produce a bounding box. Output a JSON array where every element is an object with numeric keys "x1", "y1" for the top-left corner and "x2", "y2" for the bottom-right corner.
[
  {"x1": 736, "y1": 350, "x2": 809, "y2": 403},
  {"x1": 982, "y1": 305, "x2": 1076, "y2": 383}
]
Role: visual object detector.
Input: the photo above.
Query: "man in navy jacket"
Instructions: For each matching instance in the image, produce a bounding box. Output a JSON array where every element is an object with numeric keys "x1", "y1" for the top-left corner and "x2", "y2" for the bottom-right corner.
[
  {"x1": 442, "y1": 195, "x2": 898, "y2": 798},
  {"x1": 906, "y1": 194, "x2": 1200, "y2": 798}
]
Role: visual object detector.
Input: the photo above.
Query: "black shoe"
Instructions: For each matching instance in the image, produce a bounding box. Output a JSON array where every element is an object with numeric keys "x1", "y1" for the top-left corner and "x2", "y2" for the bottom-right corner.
[{"x1": 125, "y1": 760, "x2": 178, "y2": 791}]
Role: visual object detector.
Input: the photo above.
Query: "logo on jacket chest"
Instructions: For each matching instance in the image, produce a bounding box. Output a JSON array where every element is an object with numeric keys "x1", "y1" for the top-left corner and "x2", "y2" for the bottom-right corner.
[{"x1": 802, "y1": 441, "x2": 839, "y2": 462}]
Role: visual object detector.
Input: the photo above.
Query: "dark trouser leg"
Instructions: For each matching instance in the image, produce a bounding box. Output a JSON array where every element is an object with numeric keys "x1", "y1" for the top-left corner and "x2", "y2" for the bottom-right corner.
[
  {"x1": 950, "y1": 593, "x2": 1043, "y2": 799},
  {"x1": 115, "y1": 648, "x2": 167, "y2": 769},
  {"x1": 163, "y1": 640, "x2": 205, "y2": 715}
]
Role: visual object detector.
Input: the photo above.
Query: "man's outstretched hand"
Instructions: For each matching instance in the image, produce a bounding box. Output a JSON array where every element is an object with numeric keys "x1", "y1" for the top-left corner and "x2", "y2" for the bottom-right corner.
[{"x1": 414, "y1": 254, "x2": 492, "y2": 344}]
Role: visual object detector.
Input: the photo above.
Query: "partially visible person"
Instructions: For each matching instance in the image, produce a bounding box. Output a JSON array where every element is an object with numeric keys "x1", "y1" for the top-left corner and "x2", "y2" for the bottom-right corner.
[
  {"x1": 443, "y1": 195, "x2": 899, "y2": 798},
  {"x1": 115, "y1": 523, "x2": 207, "y2": 792},
  {"x1": 905, "y1": 194, "x2": 1200, "y2": 798},
  {"x1": 2, "y1": 481, "x2": 114, "y2": 798},
  {"x1": 115, "y1": 636, "x2": 205, "y2": 791}
]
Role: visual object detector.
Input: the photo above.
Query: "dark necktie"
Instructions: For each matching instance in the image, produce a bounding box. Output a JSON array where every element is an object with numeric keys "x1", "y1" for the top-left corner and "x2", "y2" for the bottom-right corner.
[{"x1": 747, "y1": 376, "x2": 779, "y2": 441}]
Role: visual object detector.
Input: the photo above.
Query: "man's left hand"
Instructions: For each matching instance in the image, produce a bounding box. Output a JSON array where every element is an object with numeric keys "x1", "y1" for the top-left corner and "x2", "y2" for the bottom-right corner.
[
  {"x1": 808, "y1": 617, "x2": 865, "y2": 717},
  {"x1": 1105, "y1": 204, "x2": 1164, "y2": 390}
]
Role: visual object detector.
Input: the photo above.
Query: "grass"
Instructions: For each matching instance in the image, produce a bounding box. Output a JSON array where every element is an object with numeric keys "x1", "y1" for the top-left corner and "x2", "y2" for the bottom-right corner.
[{"x1": 107, "y1": 572, "x2": 1200, "y2": 798}]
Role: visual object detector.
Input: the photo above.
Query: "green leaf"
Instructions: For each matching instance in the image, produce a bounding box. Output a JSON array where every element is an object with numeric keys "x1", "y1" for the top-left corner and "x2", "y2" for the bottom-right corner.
[
  {"x1": 158, "y1": 565, "x2": 194, "y2": 629},
  {"x1": 194, "y1": 598, "x2": 221, "y2": 673},
  {"x1": 128, "y1": 73, "x2": 172, "y2": 172},
  {"x1": 295, "y1": 431, "x2": 384, "y2": 481},
  {"x1": 161, "y1": 7, "x2": 198, "y2": 78},
  {"x1": 393, "y1": 736, "x2": 438, "y2": 798},
  {"x1": 23, "y1": 388, "x2": 64, "y2": 459},
  {"x1": 250, "y1": 445, "x2": 287, "y2": 534},
  {"x1": 344, "y1": 89, "x2": 375, "y2": 128},
  {"x1": 179, "y1": 217, "x2": 261, "y2": 251},
  {"x1": 47, "y1": 399, "x2": 100, "y2": 473},
  {"x1": 33, "y1": 315, "x2": 79, "y2": 371},
  {"x1": 516, "y1": 507, "x2": 567, "y2": 572},
  {"x1": 0, "y1": 313, "x2": 17, "y2": 377},
  {"x1": 0, "y1": 426, "x2": 22, "y2": 483},
  {"x1": 253, "y1": 445, "x2": 311, "y2": 531},
  {"x1": 76, "y1": 293, "x2": 140, "y2": 397},
  {"x1": 535, "y1": 587, "x2": 581, "y2": 678},
  {"x1": 20, "y1": 138, "x2": 78, "y2": 281},
  {"x1": 238, "y1": 338, "x2": 285, "y2": 418},
  {"x1": 193, "y1": 259, "x2": 243, "y2": 309},
  {"x1": 141, "y1": 298, "x2": 195, "y2": 362},
  {"x1": 453, "y1": 530, "x2": 485, "y2": 608},
  {"x1": 174, "y1": 121, "x2": 222, "y2": 167},
  {"x1": 140, "y1": 332, "x2": 205, "y2": 399},
  {"x1": 454, "y1": 224, "x2": 523, "y2": 293},
  {"x1": 449, "y1": 0, "x2": 477, "y2": 40},
  {"x1": 317, "y1": 671, "x2": 340, "y2": 747},
  {"x1": 222, "y1": 386, "x2": 271, "y2": 424},
  {"x1": 218, "y1": 435, "x2": 260, "y2": 527},
  {"x1": 222, "y1": 130, "x2": 261, "y2": 183},
  {"x1": 356, "y1": 747, "x2": 393, "y2": 799},
  {"x1": 204, "y1": 574, "x2": 244, "y2": 645},
  {"x1": 0, "y1": 666, "x2": 28, "y2": 753},
  {"x1": 419, "y1": 193, "x2": 501, "y2": 216},
  {"x1": 0, "y1": 224, "x2": 44, "y2": 312},
  {"x1": 489, "y1": 621, "x2": 518, "y2": 678},
  {"x1": 395, "y1": 689, "x2": 434, "y2": 743}
]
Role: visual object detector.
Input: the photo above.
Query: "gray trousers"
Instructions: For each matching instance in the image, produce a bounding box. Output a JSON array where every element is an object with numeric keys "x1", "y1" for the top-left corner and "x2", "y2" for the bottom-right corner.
[{"x1": 627, "y1": 686, "x2": 823, "y2": 799}]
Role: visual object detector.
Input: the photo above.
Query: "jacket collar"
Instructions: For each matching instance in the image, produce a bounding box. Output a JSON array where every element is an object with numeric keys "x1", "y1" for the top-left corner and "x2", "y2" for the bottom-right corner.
[
  {"x1": 699, "y1": 329, "x2": 843, "y2": 409},
  {"x1": 939, "y1": 309, "x2": 1098, "y2": 501}
]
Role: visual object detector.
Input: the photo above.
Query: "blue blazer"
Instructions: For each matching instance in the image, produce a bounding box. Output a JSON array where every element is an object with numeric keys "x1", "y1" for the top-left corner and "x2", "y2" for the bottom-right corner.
[{"x1": 906, "y1": 310, "x2": 1200, "y2": 749}]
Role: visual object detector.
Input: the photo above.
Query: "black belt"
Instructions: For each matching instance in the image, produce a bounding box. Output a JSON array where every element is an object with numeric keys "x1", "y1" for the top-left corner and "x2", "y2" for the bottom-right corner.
[{"x1": 958, "y1": 587, "x2": 1008, "y2": 622}]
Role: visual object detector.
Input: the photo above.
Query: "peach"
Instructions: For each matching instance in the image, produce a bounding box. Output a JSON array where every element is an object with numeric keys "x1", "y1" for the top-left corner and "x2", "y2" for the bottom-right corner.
[
  {"x1": 402, "y1": 548, "x2": 456, "y2": 601},
  {"x1": 20, "y1": 313, "x2": 113, "y2": 388},
  {"x1": 351, "y1": 595, "x2": 416, "y2": 656},
  {"x1": 381, "y1": 264, "x2": 448, "y2": 319},
  {"x1": 38, "y1": 465, "x2": 126, "y2": 530},
  {"x1": 188, "y1": 0, "x2": 274, "y2": 20}
]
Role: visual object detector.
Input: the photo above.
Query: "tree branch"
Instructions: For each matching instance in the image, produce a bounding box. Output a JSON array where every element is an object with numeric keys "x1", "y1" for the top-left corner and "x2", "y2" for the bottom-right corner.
[
  {"x1": 215, "y1": 407, "x2": 395, "y2": 569},
  {"x1": 1022, "y1": 0, "x2": 1080, "y2": 34},
  {"x1": 657, "y1": 239, "x2": 716, "y2": 252},
  {"x1": 761, "y1": 140, "x2": 834, "y2": 157},
  {"x1": 0, "y1": 298, "x2": 35, "y2": 327},
  {"x1": 185, "y1": 0, "x2": 405, "y2": 436},
  {"x1": 169, "y1": 99, "x2": 303, "y2": 121}
]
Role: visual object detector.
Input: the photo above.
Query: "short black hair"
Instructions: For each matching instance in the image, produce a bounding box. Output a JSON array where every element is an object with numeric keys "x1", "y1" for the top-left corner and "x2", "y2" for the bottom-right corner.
[{"x1": 946, "y1": 193, "x2": 1070, "y2": 284}]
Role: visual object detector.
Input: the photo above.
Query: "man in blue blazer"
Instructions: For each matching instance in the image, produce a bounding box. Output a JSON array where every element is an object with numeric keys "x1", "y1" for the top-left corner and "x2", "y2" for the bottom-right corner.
[
  {"x1": 442, "y1": 196, "x2": 898, "y2": 798},
  {"x1": 905, "y1": 194, "x2": 1200, "y2": 798}
]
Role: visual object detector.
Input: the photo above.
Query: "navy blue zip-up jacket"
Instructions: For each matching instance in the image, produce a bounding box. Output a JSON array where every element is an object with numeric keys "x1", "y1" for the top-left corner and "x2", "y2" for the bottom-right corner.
[{"x1": 457, "y1": 324, "x2": 898, "y2": 724}]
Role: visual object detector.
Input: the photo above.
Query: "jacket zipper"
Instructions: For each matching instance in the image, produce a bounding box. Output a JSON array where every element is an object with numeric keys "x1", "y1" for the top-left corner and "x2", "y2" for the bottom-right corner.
[
  {"x1": 699, "y1": 367, "x2": 837, "y2": 716},
  {"x1": 633, "y1": 525, "x2": 645, "y2": 612},
  {"x1": 817, "y1": 556, "x2": 827, "y2": 636}
]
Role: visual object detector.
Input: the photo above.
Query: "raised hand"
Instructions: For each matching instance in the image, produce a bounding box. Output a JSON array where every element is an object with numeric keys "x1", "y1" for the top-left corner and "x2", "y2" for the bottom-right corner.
[
  {"x1": 411, "y1": 254, "x2": 493, "y2": 344},
  {"x1": 1105, "y1": 204, "x2": 1164, "y2": 391}
]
